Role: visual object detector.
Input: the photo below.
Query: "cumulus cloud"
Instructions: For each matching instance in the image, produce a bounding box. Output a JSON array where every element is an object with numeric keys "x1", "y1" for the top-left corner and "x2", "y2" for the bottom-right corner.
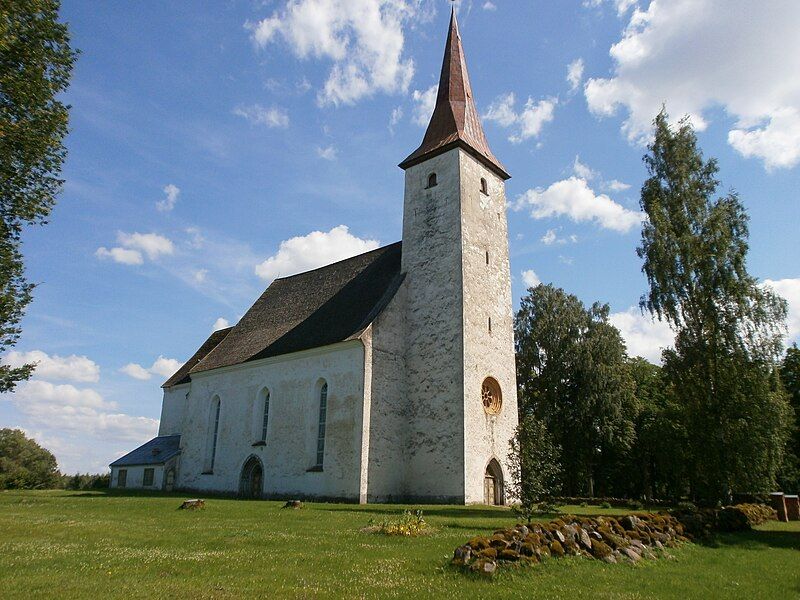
[
  {"x1": 96, "y1": 231, "x2": 174, "y2": 266},
  {"x1": 3, "y1": 350, "x2": 100, "y2": 383},
  {"x1": 212, "y1": 317, "x2": 231, "y2": 332},
  {"x1": 156, "y1": 184, "x2": 180, "y2": 212},
  {"x1": 573, "y1": 155, "x2": 631, "y2": 193},
  {"x1": 120, "y1": 363, "x2": 151, "y2": 381},
  {"x1": 567, "y1": 58, "x2": 585, "y2": 93},
  {"x1": 584, "y1": 0, "x2": 800, "y2": 170},
  {"x1": 255, "y1": 225, "x2": 380, "y2": 281},
  {"x1": 521, "y1": 269, "x2": 541, "y2": 288},
  {"x1": 316, "y1": 145, "x2": 337, "y2": 160},
  {"x1": 247, "y1": 0, "x2": 415, "y2": 106},
  {"x1": 120, "y1": 356, "x2": 184, "y2": 381},
  {"x1": 233, "y1": 104, "x2": 290, "y2": 128},
  {"x1": 412, "y1": 85, "x2": 437, "y2": 127},
  {"x1": 540, "y1": 228, "x2": 577, "y2": 246},
  {"x1": 513, "y1": 176, "x2": 644, "y2": 233},
  {"x1": 483, "y1": 1, "x2": 497, "y2": 10},
  {"x1": 484, "y1": 93, "x2": 557, "y2": 143},
  {"x1": 95, "y1": 246, "x2": 143, "y2": 265},
  {"x1": 609, "y1": 307, "x2": 675, "y2": 363},
  {"x1": 764, "y1": 278, "x2": 800, "y2": 342},
  {"x1": 5, "y1": 380, "x2": 158, "y2": 443}
]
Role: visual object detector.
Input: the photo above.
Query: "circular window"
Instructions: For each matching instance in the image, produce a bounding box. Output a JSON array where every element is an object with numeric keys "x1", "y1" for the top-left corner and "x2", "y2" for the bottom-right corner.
[{"x1": 481, "y1": 377, "x2": 502, "y2": 415}]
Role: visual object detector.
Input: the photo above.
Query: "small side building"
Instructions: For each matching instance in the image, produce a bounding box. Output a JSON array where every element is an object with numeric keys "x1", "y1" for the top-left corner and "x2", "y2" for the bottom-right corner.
[{"x1": 109, "y1": 435, "x2": 181, "y2": 491}]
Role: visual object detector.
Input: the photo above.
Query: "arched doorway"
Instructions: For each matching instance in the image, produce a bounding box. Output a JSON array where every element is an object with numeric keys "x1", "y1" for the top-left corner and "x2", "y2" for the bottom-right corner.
[
  {"x1": 484, "y1": 459, "x2": 504, "y2": 506},
  {"x1": 239, "y1": 456, "x2": 263, "y2": 499}
]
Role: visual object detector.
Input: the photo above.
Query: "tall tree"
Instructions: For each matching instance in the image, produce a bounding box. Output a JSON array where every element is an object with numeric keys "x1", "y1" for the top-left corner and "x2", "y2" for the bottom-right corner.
[
  {"x1": 515, "y1": 284, "x2": 636, "y2": 496},
  {"x1": 778, "y1": 345, "x2": 800, "y2": 492},
  {"x1": 507, "y1": 414, "x2": 561, "y2": 521},
  {"x1": 0, "y1": 0, "x2": 76, "y2": 390},
  {"x1": 637, "y1": 110, "x2": 791, "y2": 502},
  {"x1": 0, "y1": 427, "x2": 60, "y2": 489}
]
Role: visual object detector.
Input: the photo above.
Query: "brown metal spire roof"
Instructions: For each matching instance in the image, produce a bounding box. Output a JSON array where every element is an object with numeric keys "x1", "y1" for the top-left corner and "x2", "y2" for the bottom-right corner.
[{"x1": 399, "y1": 9, "x2": 510, "y2": 180}]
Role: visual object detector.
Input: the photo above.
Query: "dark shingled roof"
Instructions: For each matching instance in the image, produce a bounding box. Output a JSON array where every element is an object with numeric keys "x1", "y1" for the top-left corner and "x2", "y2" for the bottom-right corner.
[
  {"x1": 110, "y1": 435, "x2": 181, "y2": 467},
  {"x1": 399, "y1": 9, "x2": 510, "y2": 180},
  {"x1": 162, "y1": 241, "x2": 403, "y2": 386},
  {"x1": 161, "y1": 326, "x2": 232, "y2": 388}
]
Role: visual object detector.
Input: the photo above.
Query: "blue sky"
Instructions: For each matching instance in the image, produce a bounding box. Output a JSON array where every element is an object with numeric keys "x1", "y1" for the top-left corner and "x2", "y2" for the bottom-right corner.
[{"x1": 2, "y1": 0, "x2": 798, "y2": 473}]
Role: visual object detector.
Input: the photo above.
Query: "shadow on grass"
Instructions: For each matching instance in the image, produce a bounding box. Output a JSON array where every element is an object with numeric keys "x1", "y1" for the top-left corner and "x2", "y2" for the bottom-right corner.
[{"x1": 698, "y1": 528, "x2": 800, "y2": 551}]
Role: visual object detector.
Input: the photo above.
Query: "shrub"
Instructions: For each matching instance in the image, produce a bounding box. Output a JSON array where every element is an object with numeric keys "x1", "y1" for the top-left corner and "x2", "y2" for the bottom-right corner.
[
  {"x1": 600, "y1": 501, "x2": 612, "y2": 509},
  {"x1": 365, "y1": 510, "x2": 430, "y2": 537}
]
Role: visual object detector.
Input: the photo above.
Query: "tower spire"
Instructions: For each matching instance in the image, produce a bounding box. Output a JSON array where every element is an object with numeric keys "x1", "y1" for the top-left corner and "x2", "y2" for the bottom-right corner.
[{"x1": 399, "y1": 8, "x2": 509, "y2": 180}]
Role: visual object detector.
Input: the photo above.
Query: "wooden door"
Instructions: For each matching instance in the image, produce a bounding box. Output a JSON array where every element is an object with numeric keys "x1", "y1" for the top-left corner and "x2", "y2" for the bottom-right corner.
[{"x1": 484, "y1": 476, "x2": 496, "y2": 505}]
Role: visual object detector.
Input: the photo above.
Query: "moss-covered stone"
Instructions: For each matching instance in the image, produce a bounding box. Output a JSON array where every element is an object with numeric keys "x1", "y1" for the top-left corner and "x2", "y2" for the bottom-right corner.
[{"x1": 549, "y1": 541, "x2": 565, "y2": 557}]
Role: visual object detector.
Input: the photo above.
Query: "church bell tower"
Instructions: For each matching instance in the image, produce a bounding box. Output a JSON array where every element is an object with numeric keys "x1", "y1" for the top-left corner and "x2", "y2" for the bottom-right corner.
[{"x1": 399, "y1": 9, "x2": 519, "y2": 504}]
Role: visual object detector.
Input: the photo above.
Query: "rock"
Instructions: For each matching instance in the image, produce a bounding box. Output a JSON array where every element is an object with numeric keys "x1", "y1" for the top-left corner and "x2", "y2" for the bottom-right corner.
[
  {"x1": 179, "y1": 499, "x2": 204, "y2": 510},
  {"x1": 517, "y1": 525, "x2": 530, "y2": 537},
  {"x1": 655, "y1": 540, "x2": 664, "y2": 550},
  {"x1": 479, "y1": 547, "x2": 498, "y2": 560},
  {"x1": 620, "y1": 515, "x2": 639, "y2": 531},
  {"x1": 452, "y1": 546, "x2": 471, "y2": 565},
  {"x1": 489, "y1": 535, "x2": 509, "y2": 549},
  {"x1": 601, "y1": 553, "x2": 617, "y2": 564},
  {"x1": 549, "y1": 541, "x2": 565, "y2": 557},
  {"x1": 579, "y1": 528, "x2": 593, "y2": 550},
  {"x1": 622, "y1": 547, "x2": 641, "y2": 562},
  {"x1": 590, "y1": 530, "x2": 602, "y2": 540},
  {"x1": 467, "y1": 537, "x2": 490, "y2": 551},
  {"x1": 554, "y1": 529, "x2": 566, "y2": 544},
  {"x1": 282, "y1": 500, "x2": 303, "y2": 509},
  {"x1": 499, "y1": 549, "x2": 520, "y2": 561}
]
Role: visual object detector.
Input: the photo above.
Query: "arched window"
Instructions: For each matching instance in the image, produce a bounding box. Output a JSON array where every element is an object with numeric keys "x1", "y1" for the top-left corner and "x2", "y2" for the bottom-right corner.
[
  {"x1": 204, "y1": 396, "x2": 221, "y2": 473},
  {"x1": 480, "y1": 177, "x2": 488, "y2": 195},
  {"x1": 315, "y1": 382, "x2": 328, "y2": 468},
  {"x1": 259, "y1": 388, "x2": 270, "y2": 442},
  {"x1": 481, "y1": 377, "x2": 502, "y2": 415},
  {"x1": 427, "y1": 173, "x2": 438, "y2": 188}
]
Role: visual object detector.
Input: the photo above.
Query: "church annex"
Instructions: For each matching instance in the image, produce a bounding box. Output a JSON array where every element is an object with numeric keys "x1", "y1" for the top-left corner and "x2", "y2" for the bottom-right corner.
[{"x1": 110, "y1": 11, "x2": 519, "y2": 505}]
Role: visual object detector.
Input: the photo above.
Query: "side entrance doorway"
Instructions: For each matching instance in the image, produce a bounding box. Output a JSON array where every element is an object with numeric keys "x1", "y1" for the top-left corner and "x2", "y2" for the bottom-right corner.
[{"x1": 239, "y1": 456, "x2": 263, "y2": 499}]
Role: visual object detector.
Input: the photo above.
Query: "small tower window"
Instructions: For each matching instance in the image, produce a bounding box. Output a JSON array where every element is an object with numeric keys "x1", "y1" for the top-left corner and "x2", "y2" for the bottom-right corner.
[
  {"x1": 482, "y1": 377, "x2": 502, "y2": 415},
  {"x1": 427, "y1": 173, "x2": 438, "y2": 188},
  {"x1": 488, "y1": 317, "x2": 492, "y2": 333},
  {"x1": 480, "y1": 177, "x2": 488, "y2": 195},
  {"x1": 485, "y1": 250, "x2": 489, "y2": 265}
]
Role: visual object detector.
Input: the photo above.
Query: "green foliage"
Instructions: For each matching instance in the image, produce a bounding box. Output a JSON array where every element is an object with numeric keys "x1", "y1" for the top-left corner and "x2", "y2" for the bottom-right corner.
[
  {"x1": 507, "y1": 414, "x2": 561, "y2": 521},
  {"x1": 515, "y1": 284, "x2": 636, "y2": 496},
  {"x1": 0, "y1": 0, "x2": 76, "y2": 390},
  {"x1": 0, "y1": 428, "x2": 59, "y2": 489},
  {"x1": 778, "y1": 345, "x2": 800, "y2": 492},
  {"x1": 637, "y1": 110, "x2": 792, "y2": 502},
  {"x1": 61, "y1": 472, "x2": 110, "y2": 490}
]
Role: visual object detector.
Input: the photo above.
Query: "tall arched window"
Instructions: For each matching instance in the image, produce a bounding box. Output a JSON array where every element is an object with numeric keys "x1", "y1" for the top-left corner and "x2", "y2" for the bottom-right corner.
[
  {"x1": 259, "y1": 388, "x2": 270, "y2": 442},
  {"x1": 315, "y1": 382, "x2": 328, "y2": 468},
  {"x1": 204, "y1": 396, "x2": 221, "y2": 473},
  {"x1": 427, "y1": 173, "x2": 438, "y2": 188}
]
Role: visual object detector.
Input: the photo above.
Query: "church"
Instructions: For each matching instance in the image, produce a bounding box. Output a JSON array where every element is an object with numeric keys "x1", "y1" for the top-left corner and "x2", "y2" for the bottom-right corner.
[{"x1": 110, "y1": 10, "x2": 519, "y2": 505}]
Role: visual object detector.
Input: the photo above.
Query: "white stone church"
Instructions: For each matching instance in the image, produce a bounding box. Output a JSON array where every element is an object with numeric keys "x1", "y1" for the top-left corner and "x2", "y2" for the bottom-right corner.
[{"x1": 110, "y1": 11, "x2": 519, "y2": 505}]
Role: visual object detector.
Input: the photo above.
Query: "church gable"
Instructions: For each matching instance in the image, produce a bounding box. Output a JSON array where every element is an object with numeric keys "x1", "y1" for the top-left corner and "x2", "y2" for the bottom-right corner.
[{"x1": 163, "y1": 241, "x2": 403, "y2": 386}]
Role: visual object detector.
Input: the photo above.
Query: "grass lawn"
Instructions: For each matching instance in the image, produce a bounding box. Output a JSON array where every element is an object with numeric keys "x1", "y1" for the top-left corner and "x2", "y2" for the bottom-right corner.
[{"x1": 1, "y1": 490, "x2": 798, "y2": 599}]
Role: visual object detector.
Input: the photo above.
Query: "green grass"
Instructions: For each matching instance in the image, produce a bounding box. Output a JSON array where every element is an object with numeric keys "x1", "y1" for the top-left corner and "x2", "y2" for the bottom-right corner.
[{"x1": 1, "y1": 490, "x2": 798, "y2": 599}]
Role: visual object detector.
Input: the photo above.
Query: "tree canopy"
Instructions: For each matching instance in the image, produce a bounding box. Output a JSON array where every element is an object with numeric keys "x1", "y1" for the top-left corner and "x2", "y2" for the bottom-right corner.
[
  {"x1": 0, "y1": 428, "x2": 60, "y2": 489},
  {"x1": 0, "y1": 0, "x2": 76, "y2": 390}
]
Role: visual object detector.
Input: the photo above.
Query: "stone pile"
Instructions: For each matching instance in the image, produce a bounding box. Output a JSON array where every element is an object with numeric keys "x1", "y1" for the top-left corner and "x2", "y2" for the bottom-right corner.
[{"x1": 452, "y1": 513, "x2": 688, "y2": 575}]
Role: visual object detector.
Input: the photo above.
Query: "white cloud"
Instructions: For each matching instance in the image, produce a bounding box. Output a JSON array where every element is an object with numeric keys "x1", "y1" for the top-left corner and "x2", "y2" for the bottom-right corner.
[
  {"x1": 156, "y1": 184, "x2": 180, "y2": 212},
  {"x1": 484, "y1": 93, "x2": 557, "y2": 143},
  {"x1": 567, "y1": 58, "x2": 585, "y2": 93},
  {"x1": 483, "y1": 1, "x2": 497, "y2": 11},
  {"x1": 521, "y1": 269, "x2": 541, "y2": 288},
  {"x1": 5, "y1": 380, "x2": 158, "y2": 444},
  {"x1": 255, "y1": 225, "x2": 380, "y2": 281},
  {"x1": 606, "y1": 179, "x2": 631, "y2": 192},
  {"x1": 248, "y1": 0, "x2": 416, "y2": 106},
  {"x1": 573, "y1": 155, "x2": 598, "y2": 180},
  {"x1": 97, "y1": 231, "x2": 174, "y2": 266},
  {"x1": 233, "y1": 104, "x2": 290, "y2": 128},
  {"x1": 117, "y1": 232, "x2": 174, "y2": 260},
  {"x1": 609, "y1": 307, "x2": 674, "y2": 363},
  {"x1": 212, "y1": 317, "x2": 231, "y2": 332},
  {"x1": 150, "y1": 356, "x2": 183, "y2": 378},
  {"x1": 389, "y1": 105, "x2": 403, "y2": 132},
  {"x1": 120, "y1": 363, "x2": 151, "y2": 381},
  {"x1": 541, "y1": 229, "x2": 558, "y2": 245},
  {"x1": 193, "y1": 269, "x2": 208, "y2": 284},
  {"x1": 3, "y1": 350, "x2": 100, "y2": 383},
  {"x1": 120, "y1": 356, "x2": 183, "y2": 381},
  {"x1": 514, "y1": 176, "x2": 644, "y2": 233},
  {"x1": 95, "y1": 246, "x2": 143, "y2": 265},
  {"x1": 316, "y1": 145, "x2": 337, "y2": 160},
  {"x1": 764, "y1": 278, "x2": 800, "y2": 342},
  {"x1": 412, "y1": 85, "x2": 437, "y2": 127},
  {"x1": 584, "y1": 0, "x2": 800, "y2": 170}
]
